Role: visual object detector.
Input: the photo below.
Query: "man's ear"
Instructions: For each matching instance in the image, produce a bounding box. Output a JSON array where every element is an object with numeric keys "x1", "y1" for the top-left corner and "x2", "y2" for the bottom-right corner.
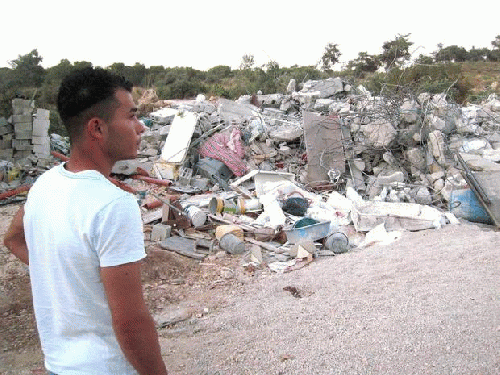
[{"x1": 86, "y1": 117, "x2": 107, "y2": 141}]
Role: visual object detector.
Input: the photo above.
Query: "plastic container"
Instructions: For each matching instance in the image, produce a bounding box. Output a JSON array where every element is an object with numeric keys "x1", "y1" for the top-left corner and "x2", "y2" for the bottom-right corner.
[
  {"x1": 449, "y1": 188, "x2": 493, "y2": 225},
  {"x1": 285, "y1": 220, "x2": 331, "y2": 244}
]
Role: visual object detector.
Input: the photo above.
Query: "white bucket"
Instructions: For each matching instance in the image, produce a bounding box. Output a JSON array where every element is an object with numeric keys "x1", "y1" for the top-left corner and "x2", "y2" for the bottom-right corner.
[{"x1": 184, "y1": 205, "x2": 207, "y2": 228}]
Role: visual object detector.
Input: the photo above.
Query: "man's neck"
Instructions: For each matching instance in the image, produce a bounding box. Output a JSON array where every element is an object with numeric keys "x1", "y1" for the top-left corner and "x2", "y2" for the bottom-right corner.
[{"x1": 65, "y1": 146, "x2": 114, "y2": 177}]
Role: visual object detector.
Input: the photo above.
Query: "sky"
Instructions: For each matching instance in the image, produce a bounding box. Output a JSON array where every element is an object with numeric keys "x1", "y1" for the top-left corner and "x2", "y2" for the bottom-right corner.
[{"x1": 1, "y1": 0, "x2": 499, "y2": 72}]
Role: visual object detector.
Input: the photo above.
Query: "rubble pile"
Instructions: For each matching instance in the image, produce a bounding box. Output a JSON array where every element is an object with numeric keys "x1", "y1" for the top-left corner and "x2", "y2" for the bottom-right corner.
[{"x1": 2, "y1": 79, "x2": 500, "y2": 272}]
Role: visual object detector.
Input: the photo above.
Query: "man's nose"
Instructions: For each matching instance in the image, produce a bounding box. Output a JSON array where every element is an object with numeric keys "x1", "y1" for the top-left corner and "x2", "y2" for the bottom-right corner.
[{"x1": 137, "y1": 119, "x2": 146, "y2": 134}]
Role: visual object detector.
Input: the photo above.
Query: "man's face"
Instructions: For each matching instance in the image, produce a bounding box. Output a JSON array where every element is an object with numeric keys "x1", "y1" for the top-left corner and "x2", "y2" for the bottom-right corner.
[{"x1": 104, "y1": 89, "x2": 145, "y2": 163}]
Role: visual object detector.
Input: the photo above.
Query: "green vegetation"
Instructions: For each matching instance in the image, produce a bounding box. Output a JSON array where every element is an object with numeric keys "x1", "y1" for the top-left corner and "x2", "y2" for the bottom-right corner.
[{"x1": 1, "y1": 34, "x2": 500, "y2": 135}]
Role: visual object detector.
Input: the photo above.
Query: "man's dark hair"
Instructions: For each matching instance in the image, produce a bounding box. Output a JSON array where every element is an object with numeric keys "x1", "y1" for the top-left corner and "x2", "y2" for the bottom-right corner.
[{"x1": 57, "y1": 67, "x2": 133, "y2": 142}]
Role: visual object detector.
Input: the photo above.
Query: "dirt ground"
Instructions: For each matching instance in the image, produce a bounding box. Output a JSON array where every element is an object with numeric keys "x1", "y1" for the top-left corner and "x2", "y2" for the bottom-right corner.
[{"x1": 1, "y1": 202, "x2": 500, "y2": 375}]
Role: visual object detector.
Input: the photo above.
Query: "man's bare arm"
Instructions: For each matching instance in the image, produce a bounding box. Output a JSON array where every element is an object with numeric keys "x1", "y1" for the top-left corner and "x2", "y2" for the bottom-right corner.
[
  {"x1": 4, "y1": 206, "x2": 29, "y2": 265},
  {"x1": 101, "y1": 261, "x2": 168, "y2": 375}
]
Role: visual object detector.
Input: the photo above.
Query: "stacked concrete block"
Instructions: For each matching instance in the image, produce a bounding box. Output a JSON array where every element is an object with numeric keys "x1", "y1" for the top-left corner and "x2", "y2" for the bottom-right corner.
[
  {"x1": 0, "y1": 117, "x2": 14, "y2": 159},
  {"x1": 1, "y1": 99, "x2": 51, "y2": 161},
  {"x1": 11, "y1": 99, "x2": 34, "y2": 159},
  {"x1": 32, "y1": 109, "x2": 51, "y2": 157}
]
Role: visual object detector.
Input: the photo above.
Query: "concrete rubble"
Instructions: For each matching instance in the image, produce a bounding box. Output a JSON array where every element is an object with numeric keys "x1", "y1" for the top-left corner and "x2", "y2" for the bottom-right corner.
[{"x1": 2, "y1": 82, "x2": 500, "y2": 273}]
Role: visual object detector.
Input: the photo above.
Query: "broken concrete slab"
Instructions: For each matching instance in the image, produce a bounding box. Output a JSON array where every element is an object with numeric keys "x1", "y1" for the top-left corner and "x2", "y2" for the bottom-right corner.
[
  {"x1": 217, "y1": 98, "x2": 260, "y2": 124},
  {"x1": 459, "y1": 153, "x2": 500, "y2": 172},
  {"x1": 159, "y1": 237, "x2": 206, "y2": 260},
  {"x1": 303, "y1": 111, "x2": 345, "y2": 183},
  {"x1": 299, "y1": 77, "x2": 349, "y2": 99},
  {"x1": 351, "y1": 199, "x2": 446, "y2": 232},
  {"x1": 160, "y1": 110, "x2": 198, "y2": 164}
]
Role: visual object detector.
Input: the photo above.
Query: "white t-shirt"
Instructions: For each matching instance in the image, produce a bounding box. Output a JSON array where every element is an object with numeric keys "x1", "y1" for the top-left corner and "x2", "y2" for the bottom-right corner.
[{"x1": 24, "y1": 164, "x2": 146, "y2": 375}]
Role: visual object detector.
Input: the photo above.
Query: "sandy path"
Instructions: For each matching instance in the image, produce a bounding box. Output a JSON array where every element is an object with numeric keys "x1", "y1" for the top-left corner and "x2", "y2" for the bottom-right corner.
[{"x1": 160, "y1": 223, "x2": 500, "y2": 375}]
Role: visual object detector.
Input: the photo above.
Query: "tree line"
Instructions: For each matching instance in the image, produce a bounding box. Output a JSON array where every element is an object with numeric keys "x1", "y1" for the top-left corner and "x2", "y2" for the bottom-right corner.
[
  {"x1": 0, "y1": 34, "x2": 499, "y2": 134},
  {"x1": 321, "y1": 34, "x2": 500, "y2": 74}
]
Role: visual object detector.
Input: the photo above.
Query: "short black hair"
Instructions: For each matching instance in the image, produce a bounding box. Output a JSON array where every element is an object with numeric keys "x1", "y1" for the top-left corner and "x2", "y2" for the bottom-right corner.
[{"x1": 57, "y1": 67, "x2": 133, "y2": 142}]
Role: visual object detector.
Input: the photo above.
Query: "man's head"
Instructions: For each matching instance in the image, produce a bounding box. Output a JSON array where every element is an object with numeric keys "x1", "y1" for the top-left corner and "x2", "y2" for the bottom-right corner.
[{"x1": 57, "y1": 67, "x2": 133, "y2": 143}]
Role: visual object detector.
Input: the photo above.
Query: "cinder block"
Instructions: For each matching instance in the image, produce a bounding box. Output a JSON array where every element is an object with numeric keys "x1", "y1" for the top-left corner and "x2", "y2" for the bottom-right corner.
[
  {"x1": 12, "y1": 114, "x2": 33, "y2": 124},
  {"x1": 32, "y1": 119, "x2": 50, "y2": 137},
  {"x1": 14, "y1": 122, "x2": 32, "y2": 132},
  {"x1": 12, "y1": 139, "x2": 33, "y2": 151},
  {"x1": 14, "y1": 130, "x2": 33, "y2": 139},
  {"x1": 0, "y1": 124, "x2": 13, "y2": 135},
  {"x1": 150, "y1": 224, "x2": 171, "y2": 241},
  {"x1": 12, "y1": 99, "x2": 34, "y2": 115},
  {"x1": 0, "y1": 149, "x2": 13, "y2": 158},
  {"x1": 13, "y1": 150, "x2": 33, "y2": 159},
  {"x1": 32, "y1": 136, "x2": 50, "y2": 145},
  {"x1": 33, "y1": 143, "x2": 50, "y2": 156},
  {"x1": 0, "y1": 139, "x2": 12, "y2": 149},
  {"x1": 35, "y1": 108, "x2": 50, "y2": 120}
]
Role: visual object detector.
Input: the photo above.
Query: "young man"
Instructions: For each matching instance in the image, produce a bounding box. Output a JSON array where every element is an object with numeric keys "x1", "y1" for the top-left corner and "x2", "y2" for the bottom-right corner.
[{"x1": 4, "y1": 67, "x2": 168, "y2": 375}]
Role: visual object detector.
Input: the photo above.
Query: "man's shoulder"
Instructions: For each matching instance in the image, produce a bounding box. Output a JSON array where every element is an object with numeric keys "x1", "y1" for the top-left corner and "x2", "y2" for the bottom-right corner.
[{"x1": 27, "y1": 164, "x2": 136, "y2": 212}]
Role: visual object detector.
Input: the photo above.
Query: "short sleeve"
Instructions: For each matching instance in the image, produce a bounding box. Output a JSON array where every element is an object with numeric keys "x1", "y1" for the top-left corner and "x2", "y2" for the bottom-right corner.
[{"x1": 94, "y1": 194, "x2": 146, "y2": 267}]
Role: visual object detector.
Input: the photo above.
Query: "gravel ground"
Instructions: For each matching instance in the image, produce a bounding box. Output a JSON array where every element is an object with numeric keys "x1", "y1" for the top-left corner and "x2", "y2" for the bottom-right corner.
[
  {"x1": 159, "y1": 222, "x2": 500, "y2": 375},
  {"x1": 2, "y1": 214, "x2": 499, "y2": 375}
]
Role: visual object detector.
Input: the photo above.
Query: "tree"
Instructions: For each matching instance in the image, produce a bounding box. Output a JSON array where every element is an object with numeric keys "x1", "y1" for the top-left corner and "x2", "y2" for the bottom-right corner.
[
  {"x1": 467, "y1": 47, "x2": 489, "y2": 62},
  {"x1": 321, "y1": 43, "x2": 341, "y2": 72},
  {"x1": 73, "y1": 61, "x2": 93, "y2": 70},
  {"x1": 379, "y1": 34, "x2": 413, "y2": 69},
  {"x1": 487, "y1": 49, "x2": 500, "y2": 62},
  {"x1": 489, "y1": 36, "x2": 500, "y2": 61},
  {"x1": 491, "y1": 35, "x2": 500, "y2": 50},
  {"x1": 108, "y1": 62, "x2": 126, "y2": 77},
  {"x1": 44, "y1": 59, "x2": 73, "y2": 83},
  {"x1": 347, "y1": 52, "x2": 380, "y2": 77},
  {"x1": 126, "y1": 63, "x2": 146, "y2": 86},
  {"x1": 206, "y1": 65, "x2": 233, "y2": 83},
  {"x1": 9, "y1": 49, "x2": 45, "y2": 87},
  {"x1": 434, "y1": 45, "x2": 468, "y2": 62},
  {"x1": 239, "y1": 54, "x2": 255, "y2": 70},
  {"x1": 415, "y1": 54, "x2": 434, "y2": 65}
]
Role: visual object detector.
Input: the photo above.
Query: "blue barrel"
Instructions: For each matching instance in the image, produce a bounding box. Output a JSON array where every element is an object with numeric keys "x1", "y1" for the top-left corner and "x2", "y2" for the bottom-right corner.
[{"x1": 449, "y1": 189, "x2": 493, "y2": 225}]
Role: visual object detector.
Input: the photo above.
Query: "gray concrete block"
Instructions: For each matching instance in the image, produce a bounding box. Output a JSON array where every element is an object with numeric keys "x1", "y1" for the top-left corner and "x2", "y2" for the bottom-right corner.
[
  {"x1": 33, "y1": 143, "x2": 50, "y2": 156},
  {"x1": 0, "y1": 149, "x2": 13, "y2": 158},
  {"x1": 150, "y1": 224, "x2": 171, "y2": 241},
  {"x1": 12, "y1": 114, "x2": 33, "y2": 124},
  {"x1": 32, "y1": 118, "x2": 50, "y2": 137},
  {"x1": 32, "y1": 136, "x2": 50, "y2": 146},
  {"x1": 0, "y1": 139, "x2": 12, "y2": 149},
  {"x1": 0, "y1": 124, "x2": 13, "y2": 135},
  {"x1": 12, "y1": 99, "x2": 34, "y2": 115},
  {"x1": 35, "y1": 108, "x2": 50, "y2": 119},
  {"x1": 12, "y1": 139, "x2": 33, "y2": 151},
  {"x1": 13, "y1": 150, "x2": 33, "y2": 159},
  {"x1": 14, "y1": 122, "x2": 32, "y2": 132},
  {"x1": 14, "y1": 130, "x2": 33, "y2": 140}
]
